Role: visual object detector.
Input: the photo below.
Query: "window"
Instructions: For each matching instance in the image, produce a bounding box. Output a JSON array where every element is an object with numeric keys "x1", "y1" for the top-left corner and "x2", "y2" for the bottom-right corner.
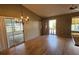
[{"x1": 71, "y1": 17, "x2": 79, "y2": 32}]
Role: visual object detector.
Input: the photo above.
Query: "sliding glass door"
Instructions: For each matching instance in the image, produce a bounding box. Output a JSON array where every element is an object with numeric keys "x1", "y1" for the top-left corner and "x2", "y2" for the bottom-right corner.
[
  {"x1": 4, "y1": 18, "x2": 14, "y2": 47},
  {"x1": 12, "y1": 19, "x2": 24, "y2": 45},
  {"x1": 4, "y1": 17, "x2": 24, "y2": 48}
]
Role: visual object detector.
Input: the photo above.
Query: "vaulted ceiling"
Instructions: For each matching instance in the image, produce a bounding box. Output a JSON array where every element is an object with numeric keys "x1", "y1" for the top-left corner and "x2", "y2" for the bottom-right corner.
[{"x1": 22, "y1": 4, "x2": 79, "y2": 18}]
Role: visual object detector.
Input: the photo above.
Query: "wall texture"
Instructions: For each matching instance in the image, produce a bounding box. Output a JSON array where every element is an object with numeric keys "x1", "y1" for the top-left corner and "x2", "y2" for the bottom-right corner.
[
  {"x1": 24, "y1": 20, "x2": 41, "y2": 40},
  {"x1": 56, "y1": 15, "x2": 72, "y2": 38},
  {"x1": 41, "y1": 18, "x2": 49, "y2": 35},
  {"x1": 0, "y1": 5, "x2": 41, "y2": 51}
]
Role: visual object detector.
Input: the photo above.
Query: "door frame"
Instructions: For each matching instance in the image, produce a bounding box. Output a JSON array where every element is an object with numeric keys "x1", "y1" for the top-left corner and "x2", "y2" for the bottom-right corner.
[
  {"x1": 49, "y1": 19, "x2": 56, "y2": 35},
  {"x1": 3, "y1": 16, "x2": 25, "y2": 48}
]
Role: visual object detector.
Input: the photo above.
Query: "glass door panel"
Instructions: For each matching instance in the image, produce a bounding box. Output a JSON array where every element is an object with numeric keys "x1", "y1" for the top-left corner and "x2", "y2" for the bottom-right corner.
[
  {"x1": 4, "y1": 17, "x2": 24, "y2": 48},
  {"x1": 4, "y1": 18, "x2": 14, "y2": 48},
  {"x1": 13, "y1": 19, "x2": 24, "y2": 45}
]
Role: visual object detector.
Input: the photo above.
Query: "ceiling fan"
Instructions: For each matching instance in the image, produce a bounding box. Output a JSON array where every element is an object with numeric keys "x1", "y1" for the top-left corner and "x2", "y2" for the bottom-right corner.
[{"x1": 69, "y1": 4, "x2": 78, "y2": 10}]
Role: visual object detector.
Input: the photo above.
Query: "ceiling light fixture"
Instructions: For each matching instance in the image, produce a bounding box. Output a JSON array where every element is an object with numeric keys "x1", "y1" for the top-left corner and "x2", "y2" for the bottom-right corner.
[
  {"x1": 25, "y1": 16, "x2": 29, "y2": 22},
  {"x1": 69, "y1": 4, "x2": 77, "y2": 10},
  {"x1": 15, "y1": 5, "x2": 29, "y2": 23},
  {"x1": 20, "y1": 5, "x2": 29, "y2": 22}
]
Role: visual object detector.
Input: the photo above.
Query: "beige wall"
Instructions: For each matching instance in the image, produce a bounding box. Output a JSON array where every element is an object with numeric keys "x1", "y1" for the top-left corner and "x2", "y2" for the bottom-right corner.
[
  {"x1": 0, "y1": 5, "x2": 41, "y2": 51},
  {"x1": 24, "y1": 20, "x2": 41, "y2": 40}
]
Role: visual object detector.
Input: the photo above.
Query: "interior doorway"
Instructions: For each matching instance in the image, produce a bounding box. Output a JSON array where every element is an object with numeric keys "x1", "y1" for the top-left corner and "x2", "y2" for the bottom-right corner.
[
  {"x1": 4, "y1": 17, "x2": 24, "y2": 48},
  {"x1": 49, "y1": 19, "x2": 56, "y2": 35}
]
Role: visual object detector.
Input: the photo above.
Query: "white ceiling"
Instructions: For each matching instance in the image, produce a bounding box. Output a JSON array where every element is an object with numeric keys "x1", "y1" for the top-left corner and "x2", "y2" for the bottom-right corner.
[{"x1": 22, "y1": 4, "x2": 79, "y2": 18}]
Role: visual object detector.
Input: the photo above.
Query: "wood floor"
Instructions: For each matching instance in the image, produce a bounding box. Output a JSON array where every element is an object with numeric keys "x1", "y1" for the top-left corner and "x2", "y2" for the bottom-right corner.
[{"x1": 0, "y1": 35, "x2": 79, "y2": 55}]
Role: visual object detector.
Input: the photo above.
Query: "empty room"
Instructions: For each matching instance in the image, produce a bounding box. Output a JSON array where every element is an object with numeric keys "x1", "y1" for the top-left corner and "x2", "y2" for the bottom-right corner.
[{"x1": 0, "y1": 4, "x2": 79, "y2": 55}]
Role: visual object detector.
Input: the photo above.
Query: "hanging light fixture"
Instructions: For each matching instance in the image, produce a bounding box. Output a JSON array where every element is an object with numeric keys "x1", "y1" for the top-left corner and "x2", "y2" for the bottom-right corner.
[
  {"x1": 20, "y1": 5, "x2": 24, "y2": 20},
  {"x1": 15, "y1": 5, "x2": 30, "y2": 23},
  {"x1": 25, "y1": 16, "x2": 29, "y2": 22},
  {"x1": 14, "y1": 5, "x2": 23, "y2": 23},
  {"x1": 14, "y1": 18, "x2": 22, "y2": 23},
  {"x1": 21, "y1": 16, "x2": 24, "y2": 19},
  {"x1": 20, "y1": 5, "x2": 29, "y2": 22}
]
